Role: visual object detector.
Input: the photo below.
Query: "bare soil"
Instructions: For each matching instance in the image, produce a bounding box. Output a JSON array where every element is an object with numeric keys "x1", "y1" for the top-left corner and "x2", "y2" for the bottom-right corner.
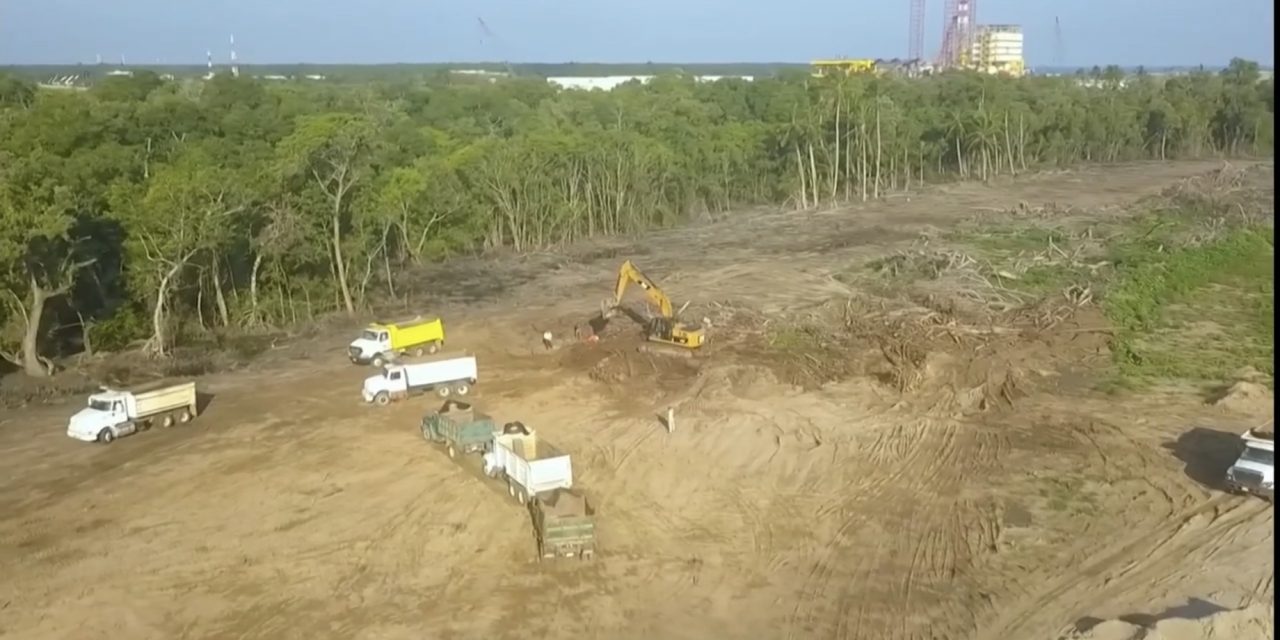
[{"x1": 0, "y1": 160, "x2": 1273, "y2": 640}]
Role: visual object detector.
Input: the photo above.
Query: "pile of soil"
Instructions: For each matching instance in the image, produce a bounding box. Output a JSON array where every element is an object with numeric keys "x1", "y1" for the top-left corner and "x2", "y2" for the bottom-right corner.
[
  {"x1": 1211, "y1": 381, "x2": 1273, "y2": 415},
  {"x1": 1062, "y1": 603, "x2": 1274, "y2": 640},
  {"x1": 1210, "y1": 369, "x2": 1274, "y2": 415},
  {"x1": 858, "y1": 303, "x2": 1110, "y2": 414},
  {"x1": 586, "y1": 348, "x2": 701, "y2": 388}
]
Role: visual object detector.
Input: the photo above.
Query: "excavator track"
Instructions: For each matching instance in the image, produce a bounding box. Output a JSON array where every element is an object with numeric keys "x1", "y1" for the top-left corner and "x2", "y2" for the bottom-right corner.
[{"x1": 636, "y1": 341, "x2": 700, "y2": 359}]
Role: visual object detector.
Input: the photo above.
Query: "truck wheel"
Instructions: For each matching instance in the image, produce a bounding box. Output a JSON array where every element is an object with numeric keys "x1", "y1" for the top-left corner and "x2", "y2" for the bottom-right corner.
[
  {"x1": 447, "y1": 445, "x2": 456, "y2": 459},
  {"x1": 413, "y1": 346, "x2": 426, "y2": 357},
  {"x1": 453, "y1": 383, "x2": 471, "y2": 396},
  {"x1": 178, "y1": 409, "x2": 192, "y2": 424},
  {"x1": 427, "y1": 342, "x2": 440, "y2": 355},
  {"x1": 436, "y1": 386, "x2": 451, "y2": 399},
  {"x1": 507, "y1": 482, "x2": 516, "y2": 498},
  {"x1": 372, "y1": 354, "x2": 386, "y2": 368},
  {"x1": 374, "y1": 392, "x2": 390, "y2": 406},
  {"x1": 98, "y1": 429, "x2": 115, "y2": 444},
  {"x1": 161, "y1": 414, "x2": 175, "y2": 428}
]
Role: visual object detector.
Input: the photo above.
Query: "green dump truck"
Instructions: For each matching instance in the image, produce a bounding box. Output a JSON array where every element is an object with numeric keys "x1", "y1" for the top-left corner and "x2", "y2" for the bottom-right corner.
[
  {"x1": 420, "y1": 400, "x2": 498, "y2": 459},
  {"x1": 530, "y1": 488, "x2": 597, "y2": 562}
]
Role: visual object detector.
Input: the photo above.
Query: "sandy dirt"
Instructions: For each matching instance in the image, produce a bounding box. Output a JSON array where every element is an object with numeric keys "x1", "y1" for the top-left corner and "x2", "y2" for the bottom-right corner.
[
  {"x1": 0, "y1": 160, "x2": 1273, "y2": 640},
  {"x1": 1062, "y1": 602, "x2": 1274, "y2": 640}
]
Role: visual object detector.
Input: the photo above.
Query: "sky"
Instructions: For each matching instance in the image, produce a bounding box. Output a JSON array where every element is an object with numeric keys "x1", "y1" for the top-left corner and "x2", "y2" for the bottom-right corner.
[{"x1": 0, "y1": 0, "x2": 1273, "y2": 68}]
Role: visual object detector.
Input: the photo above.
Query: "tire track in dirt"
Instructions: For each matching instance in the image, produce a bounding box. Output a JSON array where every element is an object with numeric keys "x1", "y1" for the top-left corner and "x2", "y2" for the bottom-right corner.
[
  {"x1": 977, "y1": 495, "x2": 1273, "y2": 639},
  {"x1": 785, "y1": 415, "x2": 1004, "y2": 640},
  {"x1": 879, "y1": 426, "x2": 998, "y2": 640}
]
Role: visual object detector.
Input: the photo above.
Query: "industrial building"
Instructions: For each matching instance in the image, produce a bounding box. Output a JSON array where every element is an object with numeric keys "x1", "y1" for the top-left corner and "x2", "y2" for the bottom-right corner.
[
  {"x1": 545, "y1": 75, "x2": 754, "y2": 91},
  {"x1": 810, "y1": 58, "x2": 931, "y2": 78},
  {"x1": 969, "y1": 25, "x2": 1025, "y2": 76},
  {"x1": 810, "y1": 59, "x2": 878, "y2": 77}
]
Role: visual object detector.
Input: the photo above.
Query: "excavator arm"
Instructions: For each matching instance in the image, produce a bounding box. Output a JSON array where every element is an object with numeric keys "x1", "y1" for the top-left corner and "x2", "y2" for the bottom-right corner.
[{"x1": 611, "y1": 260, "x2": 674, "y2": 318}]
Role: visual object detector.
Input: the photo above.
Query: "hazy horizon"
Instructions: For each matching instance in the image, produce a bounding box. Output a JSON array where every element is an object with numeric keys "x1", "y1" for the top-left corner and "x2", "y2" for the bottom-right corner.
[{"x1": 1, "y1": 0, "x2": 1274, "y2": 68}]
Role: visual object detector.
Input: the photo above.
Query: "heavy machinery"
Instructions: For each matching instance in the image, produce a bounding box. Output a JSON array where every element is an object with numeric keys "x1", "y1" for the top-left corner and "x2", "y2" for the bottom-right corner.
[
  {"x1": 602, "y1": 260, "x2": 706, "y2": 357},
  {"x1": 420, "y1": 400, "x2": 499, "y2": 459},
  {"x1": 66, "y1": 381, "x2": 200, "y2": 444},
  {"x1": 348, "y1": 316, "x2": 445, "y2": 367},
  {"x1": 1226, "y1": 424, "x2": 1274, "y2": 502}
]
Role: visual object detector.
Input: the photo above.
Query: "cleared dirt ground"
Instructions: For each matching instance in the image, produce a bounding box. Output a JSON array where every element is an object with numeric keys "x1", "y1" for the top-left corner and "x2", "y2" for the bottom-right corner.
[{"x1": 0, "y1": 160, "x2": 1273, "y2": 640}]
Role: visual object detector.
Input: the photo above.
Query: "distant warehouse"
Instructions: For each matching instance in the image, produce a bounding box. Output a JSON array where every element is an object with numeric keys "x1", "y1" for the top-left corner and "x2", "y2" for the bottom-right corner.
[{"x1": 546, "y1": 75, "x2": 754, "y2": 91}]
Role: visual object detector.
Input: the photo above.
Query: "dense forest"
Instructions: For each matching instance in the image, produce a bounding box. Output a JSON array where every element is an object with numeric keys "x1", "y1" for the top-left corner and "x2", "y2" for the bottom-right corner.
[{"x1": 0, "y1": 59, "x2": 1272, "y2": 377}]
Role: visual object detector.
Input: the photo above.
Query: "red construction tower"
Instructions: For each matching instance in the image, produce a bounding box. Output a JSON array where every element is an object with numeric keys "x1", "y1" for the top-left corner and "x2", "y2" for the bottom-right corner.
[
  {"x1": 937, "y1": 0, "x2": 976, "y2": 69},
  {"x1": 908, "y1": 0, "x2": 926, "y2": 61}
]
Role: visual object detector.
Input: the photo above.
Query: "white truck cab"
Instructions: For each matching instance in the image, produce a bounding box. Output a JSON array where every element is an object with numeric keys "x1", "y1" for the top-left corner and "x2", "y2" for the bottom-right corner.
[
  {"x1": 1225, "y1": 427, "x2": 1274, "y2": 501},
  {"x1": 349, "y1": 329, "x2": 390, "y2": 364},
  {"x1": 67, "y1": 391, "x2": 132, "y2": 442}
]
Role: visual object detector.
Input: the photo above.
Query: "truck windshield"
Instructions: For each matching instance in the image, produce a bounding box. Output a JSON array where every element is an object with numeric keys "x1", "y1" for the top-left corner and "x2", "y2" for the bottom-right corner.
[
  {"x1": 1241, "y1": 447, "x2": 1274, "y2": 466},
  {"x1": 360, "y1": 330, "x2": 379, "y2": 340},
  {"x1": 88, "y1": 399, "x2": 112, "y2": 411}
]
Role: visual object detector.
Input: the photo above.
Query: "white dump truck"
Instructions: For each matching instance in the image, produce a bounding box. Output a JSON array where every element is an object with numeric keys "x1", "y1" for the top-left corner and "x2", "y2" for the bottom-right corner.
[
  {"x1": 1225, "y1": 426, "x2": 1274, "y2": 501},
  {"x1": 482, "y1": 423, "x2": 574, "y2": 504},
  {"x1": 362, "y1": 354, "x2": 478, "y2": 406},
  {"x1": 66, "y1": 381, "x2": 199, "y2": 444}
]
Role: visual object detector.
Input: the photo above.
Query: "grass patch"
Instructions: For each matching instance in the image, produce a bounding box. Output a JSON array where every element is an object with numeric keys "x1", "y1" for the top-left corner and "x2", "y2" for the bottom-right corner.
[
  {"x1": 765, "y1": 324, "x2": 828, "y2": 351},
  {"x1": 757, "y1": 322, "x2": 860, "y2": 390},
  {"x1": 1036, "y1": 475, "x2": 1098, "y2": 515},
  {"x1": 922, "y1": 207, "x2": 1273, "y2": 391},
  {"x1": 1102, "y1": 227, "x2": 1274, "y2": 389},
  {"x1": 963, "y1": 225, "x2": 1072, "y2": 256},
  {"x1": 1005, "y1": 264, "x2": 1092, "y2": 295}
]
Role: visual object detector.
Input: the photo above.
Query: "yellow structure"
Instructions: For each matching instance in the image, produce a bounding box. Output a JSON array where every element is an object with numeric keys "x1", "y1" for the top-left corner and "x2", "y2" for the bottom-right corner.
[
  {"x1": 810, "y1": 59, "x2": 878, "y2": 77},
  {"x1": 969, "y1": 25, "x2": 1026, "y2": 77}
]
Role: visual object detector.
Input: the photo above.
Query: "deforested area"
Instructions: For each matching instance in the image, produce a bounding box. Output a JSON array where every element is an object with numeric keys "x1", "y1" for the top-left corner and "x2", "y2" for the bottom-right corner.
[{"x1": 0, "y1": 56, "x2": 1274, "y2": 640}]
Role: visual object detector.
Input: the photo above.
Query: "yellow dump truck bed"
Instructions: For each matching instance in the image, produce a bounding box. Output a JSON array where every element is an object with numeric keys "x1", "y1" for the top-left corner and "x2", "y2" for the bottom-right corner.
[{"x1": 372, "y1": 317, "x2": 444, "y2": 351}]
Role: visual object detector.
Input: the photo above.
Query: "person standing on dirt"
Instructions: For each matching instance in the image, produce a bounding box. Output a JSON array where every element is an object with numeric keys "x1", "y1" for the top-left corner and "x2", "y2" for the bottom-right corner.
[{"x1": 542, "y1": 330, "x2": 554, "y2": 350}]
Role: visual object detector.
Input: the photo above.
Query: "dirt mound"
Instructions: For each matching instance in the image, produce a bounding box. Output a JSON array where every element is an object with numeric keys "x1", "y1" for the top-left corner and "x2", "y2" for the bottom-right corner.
[
  {"x1": 725, "y1": 294, "x2": 1110, "y2": 414},
  {"x1": 1210, "y1": 381, "x2": 1273, "y2": 414},
  {"x1": 855, "y1": 301, "x2": 1110, "y2": 414},
  {"x1": 587, "y1": 348, "x2": 702, "y2": 387},
  {"x1": 0, "y1": 370, "x2": 100, "y2": 409},
  {"x1": 1209, "y1": 368, "x2": 1274, "y2": 415},
  {"x1": 1062, "y1": 602, "x2": 1274, "y2": 640}
]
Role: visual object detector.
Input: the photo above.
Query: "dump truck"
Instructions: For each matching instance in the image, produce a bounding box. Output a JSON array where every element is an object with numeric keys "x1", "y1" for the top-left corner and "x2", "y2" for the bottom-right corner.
[
  {"x1": 1225, "y1": 425, "x2": 1274, "y2": 501},
  {"x1": 482, "y1": 424, "x2": 574, "y2": 505},
  {"x1": 348, "y1": 316, "x2": 445, "y2": 366},
  {"x1": 530, "y1": 488, "x2": 597, "y2": 562},
  {"x1": 66, "y1": 381, "x2": 199, "y2": 444},
  {"x1": 420, "y1": 400, "x2": 499, "y2": 458},
  {"x1": 362, "y1": 354, "x2": 477, "y2": 406}
]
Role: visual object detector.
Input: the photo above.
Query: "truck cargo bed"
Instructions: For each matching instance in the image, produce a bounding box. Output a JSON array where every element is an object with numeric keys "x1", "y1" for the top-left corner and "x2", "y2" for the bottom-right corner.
[
  {"x1": 531, "y1": 488, "x2": 596, "y2": 561},
  {"x1": 492, "y1": 430, "x2": 574, "y2": 503}
]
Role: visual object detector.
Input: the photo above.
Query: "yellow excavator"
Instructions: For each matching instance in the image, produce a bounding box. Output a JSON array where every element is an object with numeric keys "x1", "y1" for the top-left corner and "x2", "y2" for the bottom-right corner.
[{"x1": 601, "y1": 260, "x2": 707, "y2": 356}]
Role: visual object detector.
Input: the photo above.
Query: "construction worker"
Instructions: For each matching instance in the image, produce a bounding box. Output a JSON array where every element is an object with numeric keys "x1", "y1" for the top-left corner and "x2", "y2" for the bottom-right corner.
[{"x1": 542, "y1": 330, "x2": 554, "y2": 350}]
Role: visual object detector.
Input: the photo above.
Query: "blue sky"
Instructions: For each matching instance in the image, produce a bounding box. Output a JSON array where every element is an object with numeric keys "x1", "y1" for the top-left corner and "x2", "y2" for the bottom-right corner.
[{"x1": 0, "y1": 0, "x2": 1272, "y2": 67}]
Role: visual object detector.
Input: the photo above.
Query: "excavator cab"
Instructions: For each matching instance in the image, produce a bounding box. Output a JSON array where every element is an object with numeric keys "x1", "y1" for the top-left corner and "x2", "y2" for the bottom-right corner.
[{"x1": 649, "y1": 316, "x2": 705, "y2": 348}]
